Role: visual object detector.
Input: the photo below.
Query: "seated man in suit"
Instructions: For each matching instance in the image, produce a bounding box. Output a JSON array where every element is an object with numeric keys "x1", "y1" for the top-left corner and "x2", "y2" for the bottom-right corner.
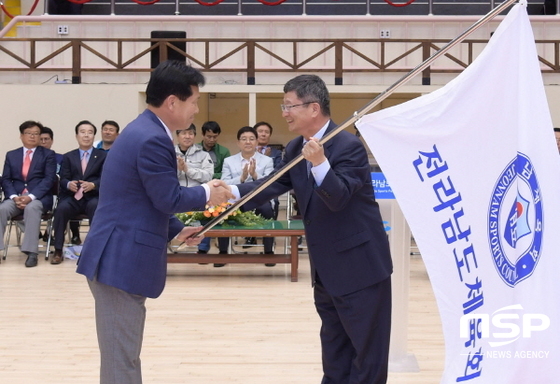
[
  {"x1": 39, "y1": 127, "x2": 64, "y2": 172},
  {"x1": 39, "y1": 125, "x2": 81, "y2": 243},
  {"x1": 254, "y1": 121, "x2": 283, "y2": 220},
  {"x1": 254, "y1": 121, "x2": 282, "y2": 168},
  {"x1": 0, "y1": 120, "x2": 57, "y2": 267},
  {"x1": 217, "y1": 126, "x2": 275, "y2": 267},
  {"x1": 50, "y1": 120, "x2": 107, "y2": 264}
]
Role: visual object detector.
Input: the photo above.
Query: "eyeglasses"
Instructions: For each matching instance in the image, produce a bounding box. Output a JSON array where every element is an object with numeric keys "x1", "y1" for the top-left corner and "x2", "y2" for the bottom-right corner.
[
  {"x1": 280, "y1": 102, "x2": 315, "y2": 112},
  {"x1": 176, "y1": 129, "x2": 195, "y2": 136},
  {"x1": 23, "y1": 132, "x2": 40, "y2": 137}
]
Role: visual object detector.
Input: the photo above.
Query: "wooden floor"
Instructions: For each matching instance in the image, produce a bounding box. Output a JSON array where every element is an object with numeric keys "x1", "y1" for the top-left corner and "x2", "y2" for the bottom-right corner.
[{"x1": 0, "y1": 239, "x2": 444, "y2": 383}]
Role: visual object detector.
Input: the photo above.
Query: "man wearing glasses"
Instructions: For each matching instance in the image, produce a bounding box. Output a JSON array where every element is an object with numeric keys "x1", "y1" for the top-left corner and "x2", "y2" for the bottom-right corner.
[
  {"x1": 0, "y1": 120, "x2": 57, "y2": 267},
  {"x1": 233, "y1": 75, "x2": 393, "y2": 383}
]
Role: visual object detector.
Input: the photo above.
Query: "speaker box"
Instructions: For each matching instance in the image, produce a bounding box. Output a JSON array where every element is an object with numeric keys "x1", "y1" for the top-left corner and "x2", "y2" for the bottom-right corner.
[{"x1": 150, "y1": 31, "x2": 187, "y2": 69}]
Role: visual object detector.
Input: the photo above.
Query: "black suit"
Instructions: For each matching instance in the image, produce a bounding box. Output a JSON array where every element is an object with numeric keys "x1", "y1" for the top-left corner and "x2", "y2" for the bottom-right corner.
[
  {"x1": 238, "y1": 121, "x2": 393, "y2": 383},
  {"x1": 52, "y1": 148, "x2": 106, "y2": 250}
]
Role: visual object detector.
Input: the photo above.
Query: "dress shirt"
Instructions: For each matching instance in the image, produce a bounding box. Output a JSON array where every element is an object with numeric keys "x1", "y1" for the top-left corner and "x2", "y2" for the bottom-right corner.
[
  {"x1": 66, "y1": 148, "x2": 93, "y2": 189},
  {"x1": 10, "y1": 147, "x2": 38, "y2": 201},
  {"x1": 229, "y1": 121, "x2": 331, "y2": 200},
  {"x1": 305, "y1": 121, "x2": 330, "y2": 186}
]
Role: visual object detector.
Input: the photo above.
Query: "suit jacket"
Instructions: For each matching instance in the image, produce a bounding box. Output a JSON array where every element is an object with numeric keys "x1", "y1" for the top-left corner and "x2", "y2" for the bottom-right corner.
[
  {"x1": 263, "y1": 146, "x2": 282, "y2": 169},
  {"x1": 59, "y1": 148, "x2": 107, "y2": 200},
  {"x1": 1, "y1": 146, "x2": 57, "y2": 210},
  {"x1": 221, "y1": 152, "x2": 274, "y2": 185},
  {"x1": 76, "y1": 109, "x2": 208, "y2": 298},
  {"x1": 238, "y1": 121, "x2": 393, "y2": 296}
]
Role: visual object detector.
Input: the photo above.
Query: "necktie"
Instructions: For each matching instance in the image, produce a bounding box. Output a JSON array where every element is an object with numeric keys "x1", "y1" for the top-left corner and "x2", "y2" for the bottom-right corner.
[
  {"x1": 81, "y1": 151, "x2": 89, "y2": 174},
  {"x1": 75, "y1": 152, "x2": 88, "y2": 201},
  {"x1": 22, "y1": 149, "x2": 32, "y2": 180},
  {"x1": 21, "y1": 149, "x2": 32, "y2": 194},
  {"x1": 258, "y1": 146, "x2": 264, "y2": 154}
]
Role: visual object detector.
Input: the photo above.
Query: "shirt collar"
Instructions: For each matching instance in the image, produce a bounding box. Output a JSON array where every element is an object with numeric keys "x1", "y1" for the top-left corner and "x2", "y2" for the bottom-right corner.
[
  {"x1": 303, "y1": 120, "x2": 330, "y2": 144},
  {"x1": 156, "y1": 116, "x2": 174, "y2": 142},
  {"x1": 79, "y1": 148, "x2": 93, "y2": 158}
]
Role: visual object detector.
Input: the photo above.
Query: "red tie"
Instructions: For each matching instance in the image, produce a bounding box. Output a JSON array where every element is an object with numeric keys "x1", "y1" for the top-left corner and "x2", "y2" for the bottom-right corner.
[
  {"x1": 21, "y1": 149, "x2": 32, "y2": 194},
  {"x1": 22, "y1": 149, "x2": 32, "y2": 180}
]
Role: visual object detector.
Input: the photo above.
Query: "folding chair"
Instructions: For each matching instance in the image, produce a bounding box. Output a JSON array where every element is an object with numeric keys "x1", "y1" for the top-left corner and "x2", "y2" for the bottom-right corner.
[
  {"x1": 66, "y1": 214, "x2": 89, "y2": 245},
  {"x1": 2, "y1": 176, "x2": 59, "y2": 261}
]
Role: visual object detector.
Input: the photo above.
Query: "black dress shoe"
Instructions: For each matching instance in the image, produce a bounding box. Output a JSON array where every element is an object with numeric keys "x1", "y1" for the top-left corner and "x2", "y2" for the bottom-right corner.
[
  {"x1": 214, "y1": 251, "x2": 227, "y2": 267},
  {"x1": 25, "y1": 253, "x2": 38, "y2": 268},
  {"x1": 71, "y1": 236, "x2": 82, "y2": 245},
  {"x1": 50, "y1": 249, "x2": 64, "y2": 265},
  {"x1": 264, "y1": 251, "x2": 276, "y2": 267}
]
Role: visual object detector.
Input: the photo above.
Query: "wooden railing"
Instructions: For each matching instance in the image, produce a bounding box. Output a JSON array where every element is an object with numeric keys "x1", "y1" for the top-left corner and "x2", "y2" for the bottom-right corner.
[{"x1": 0, "y1": 37, "x2": 559, "y2": 84}]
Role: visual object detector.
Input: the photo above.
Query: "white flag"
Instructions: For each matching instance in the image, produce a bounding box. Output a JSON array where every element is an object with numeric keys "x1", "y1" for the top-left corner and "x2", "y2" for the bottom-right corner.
[{"x1": 357, "y1": 3, "x2": 560, "y2": 383}]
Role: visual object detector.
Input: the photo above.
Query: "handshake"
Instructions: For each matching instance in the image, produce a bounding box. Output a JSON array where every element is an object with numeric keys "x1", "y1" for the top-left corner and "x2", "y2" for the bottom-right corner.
[
  {"x1": 205, "y1": 179, "x2": 235, "y2": 206},
  {"x1": 177, "y1": 180, "x2": 236, "y2": 245}
]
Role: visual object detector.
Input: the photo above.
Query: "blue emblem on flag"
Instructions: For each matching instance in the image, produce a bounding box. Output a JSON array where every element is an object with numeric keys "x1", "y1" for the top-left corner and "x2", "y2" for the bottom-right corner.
[
  {"x1": 487, "y1": 153, "x2": 543, "y2": 288},
  {"x1": 504, "y1": 192, "x2": 531, "y2": 248}
]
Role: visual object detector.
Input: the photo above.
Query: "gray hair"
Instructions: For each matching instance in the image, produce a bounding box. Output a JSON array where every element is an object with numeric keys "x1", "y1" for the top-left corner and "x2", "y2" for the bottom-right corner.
[{"x1": 283, "y1": 74, "x2": 330, "y2": 117}]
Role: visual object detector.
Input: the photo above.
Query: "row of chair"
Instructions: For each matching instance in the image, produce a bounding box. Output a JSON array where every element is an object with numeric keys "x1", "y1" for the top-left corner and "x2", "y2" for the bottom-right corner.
[{"x1": 1, "y1": 176, "x2": 89, "y2": 262}]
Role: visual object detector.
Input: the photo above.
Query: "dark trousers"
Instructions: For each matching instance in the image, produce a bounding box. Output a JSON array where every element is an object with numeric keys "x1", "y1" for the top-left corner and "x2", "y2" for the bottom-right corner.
[
  {"x1": 53, "y1": 196, "x2": 98, "y2": 250},
  {"x1": 314, "y1": 276, "x2": 392, "y2": 384},
  {"x1": 218, "y1": 202, "x2": 275, "y2": 253}
]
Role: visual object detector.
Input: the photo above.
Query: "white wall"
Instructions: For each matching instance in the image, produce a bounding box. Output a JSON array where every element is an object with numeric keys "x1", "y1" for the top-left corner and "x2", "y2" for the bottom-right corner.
[
  {"x1": 1, "y1": 83, "x2": 560, "y2": 165},
  {"x1": 0, "y1": 84, "x2": 144, "y2": 162}
]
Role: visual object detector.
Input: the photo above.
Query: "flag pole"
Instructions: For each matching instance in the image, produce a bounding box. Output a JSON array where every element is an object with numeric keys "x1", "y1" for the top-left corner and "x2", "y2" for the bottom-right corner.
[{"x1": 193, "y1": 0, "x2": 518, "y2": 236}]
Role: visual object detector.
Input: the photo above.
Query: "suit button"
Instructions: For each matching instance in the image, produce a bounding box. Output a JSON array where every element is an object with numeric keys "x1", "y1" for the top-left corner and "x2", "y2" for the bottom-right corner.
[{"x1": 305, "y1": 220, "x2": 311, "y2": 225}]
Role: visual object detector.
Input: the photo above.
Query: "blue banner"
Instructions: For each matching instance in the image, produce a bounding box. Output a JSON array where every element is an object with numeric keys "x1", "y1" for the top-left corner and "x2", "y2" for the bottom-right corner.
[{"x1": 371, "y1": 172, "x2": 395, "y2": 199}]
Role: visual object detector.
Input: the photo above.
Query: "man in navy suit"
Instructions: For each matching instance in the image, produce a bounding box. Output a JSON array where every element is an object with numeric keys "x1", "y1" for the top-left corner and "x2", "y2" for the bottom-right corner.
[
  {"x1": 39, "y1": 127, "x2": 64, "y2": 172},
  {"x1": 254, "y1": 121, "x2": 282, "y2": 169},
  {"x1": 233, "y1": 75, "x2": 393, "y2": 383},
  {"x1": 254, "y1": 121, "x2": 283, "y2": 220},
  {"x1": 76, "y1": 61, "x2": 233, "y2": 384},
  {"x1": 50, "y1": 120, "x2": 107, "y2": 264},
  {"x1": 0, "y1": 120, "x2": 57, "y2": 267}
]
